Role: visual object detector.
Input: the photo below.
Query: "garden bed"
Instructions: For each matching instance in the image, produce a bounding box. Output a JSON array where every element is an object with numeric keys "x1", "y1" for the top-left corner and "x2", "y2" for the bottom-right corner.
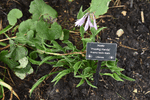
[{"x1": 0, "y1": 0, "x2": 150, "y2": 100}]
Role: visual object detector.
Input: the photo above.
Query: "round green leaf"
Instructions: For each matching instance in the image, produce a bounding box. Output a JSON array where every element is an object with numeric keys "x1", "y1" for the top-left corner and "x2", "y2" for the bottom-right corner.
[{"x1": 7, "y1": 9, "x2": 23, "y2": 25}]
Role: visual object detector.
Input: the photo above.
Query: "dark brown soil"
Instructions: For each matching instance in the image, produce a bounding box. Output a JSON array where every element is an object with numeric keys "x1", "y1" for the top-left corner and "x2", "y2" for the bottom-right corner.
[{"x1": 1, "y1": 0, "x2": 150, "y2": 100}]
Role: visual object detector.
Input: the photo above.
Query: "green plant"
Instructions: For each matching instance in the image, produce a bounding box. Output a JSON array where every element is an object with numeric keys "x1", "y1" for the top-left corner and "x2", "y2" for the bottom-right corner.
[{"x1": 0, "y1": 0, "x2": 135, "y2": 97}]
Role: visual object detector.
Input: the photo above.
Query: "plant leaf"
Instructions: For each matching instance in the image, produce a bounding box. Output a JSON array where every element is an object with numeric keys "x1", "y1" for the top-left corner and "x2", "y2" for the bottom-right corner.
[
  {"x1": 29, "y1": 0, "x2": 57, "y2": 20},
  {"x1": 7, "y1": 9, "x2": 23, "y2": 25},
  {"x1": 90, "y1": 0, "x2": 111, "y2": 17},
  {"x1": 39, "y1": 56, "x2": 57, "y2": 66},
  {"x1": 76, "y1": 78, "x2": 85, "y2": 87},
  {"x1": 119, "y1": 73, "x2": 135, "y2": 81},
  {"x1": 0, "y1": 25, "x2": 13, "y2": 35},
  {"x1": 53, "y1": 59, "x2": 68, "y2": 67},
  {"x1": 29, "y1": 71, "x2": 60, "y2": 97},
  {"x1": 73, "y1": 61, "x2": 82, "y2": 76},
  {"x1": 113, "y1": 73, "x2": 124, "y2": 81},
  {"x1": 51, "y1": 68, "x2": 73, "y2": 85},
  {"x1": 16, "y1": 57, "x2": 28, "y2": 68},
  {"x1": 13, "y1": 63, "x2": 33, "y2": 80},
  {"x1": 85, "y1": 78, "x2": 97, "y2": 88},
  {"x1": 0, "y1": 50, "x2": 18, "y2": 69}
]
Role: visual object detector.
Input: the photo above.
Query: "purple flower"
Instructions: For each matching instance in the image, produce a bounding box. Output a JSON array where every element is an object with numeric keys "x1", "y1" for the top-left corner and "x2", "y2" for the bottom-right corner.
[
  {"x1": 75, "y1": 14, "x2": 87, "y2": 27},
  {"x1": 84, "y1": 15, "x2": 94, "y2": 31},
  {"x1": 75, "y1": 13, "x2": 97, "y2": 31}
]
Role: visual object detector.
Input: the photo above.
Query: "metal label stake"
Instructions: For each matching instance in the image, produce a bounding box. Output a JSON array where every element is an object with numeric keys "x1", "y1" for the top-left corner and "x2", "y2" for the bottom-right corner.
[{"x1": 86, "y1": 41, "x2": 117, "y2": 92}]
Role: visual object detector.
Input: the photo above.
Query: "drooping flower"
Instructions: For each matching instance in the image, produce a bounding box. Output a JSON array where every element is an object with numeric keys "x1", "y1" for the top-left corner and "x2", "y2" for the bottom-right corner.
[
  {"x1": 84, "y1": 15, "x2": 94, "y2": 31},
  {"x1": 75, "y1": 14, "x2": 87, "y2": 27},
  {"x1": 75, "y1": 13, "x2": 97, "y2": 31}
]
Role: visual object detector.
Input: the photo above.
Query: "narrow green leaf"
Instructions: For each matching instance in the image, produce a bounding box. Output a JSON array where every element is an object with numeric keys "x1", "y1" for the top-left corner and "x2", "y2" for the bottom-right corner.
[
  {"x1": 63, "y1": 40, "x2": 76, "y2": 51},
  {"x1": 51, "y1": 40, "x2": 65, "y2": 52},
  {"x1": 95, "y1": 27, "x2": 107, "y2": 36},
  {"x1": 29, "y1": 71, "x2": 60, "y2": 97},
  {"x1": 53, "y1": 59, "x2": 67, "y2": 67},
  {"x1": 100, "y1": 73, "x2": 114, "y2": 78},
  {"x1": 113, "y1": 73, "x2": 124, "y2": 81},
  {"x1": 39, "y1": 56, "x2": 56, "y2": 66},
  {"x1": 29, "y1": 51, "x2": 38, "y2": 60},
  {"x1": 119, "y1": 74, "x2": 135, "y2": 81},
  {"x1": 51, "y1": 69, "x2": 73, "y2": 85},
  {"x1": 0, "y1": 42, "x2": 7, "y2": 46},
  {"x1": 11, "y1": 25, "x2": 19, "y2": 33},
  {"x1": 62, "y1": 56, "x2": 76, "y2": 63},
  {"x1": 76, "y1": 78, "x2": 85, "y2": 87},
  {"x1": 73, "y1": 61, "x2": 82, "y2": 76},
  {"x1": 85, "y1": 78, "x2": 97, "y2": 88},
  {"x1": 80, "y1": 26, "x2": 85, "y2": 38},
  {"x1": 27, "y1": 56, "x2": 56, "y2": 65},
  {"x1": 101, "y1": 61, "x2": 106, "y2": 66},
  {"x1": 83, "y1": 67, "x2": 92, "y2": 75},
  {"x1": 0, "y1": 25, "x2": 13, "y2": 35},
  {"x1": 81, "y1": 38, "x2": 92, "y2": 43},
  {"x1": 0, "y1": 85, "x2": 4, "y2": 98}
]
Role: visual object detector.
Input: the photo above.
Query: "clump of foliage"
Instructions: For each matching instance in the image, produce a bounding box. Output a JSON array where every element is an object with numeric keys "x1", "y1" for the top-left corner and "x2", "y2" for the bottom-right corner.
[{"x1": 0, "y1": 0, "x2": 135, "y2": 98}]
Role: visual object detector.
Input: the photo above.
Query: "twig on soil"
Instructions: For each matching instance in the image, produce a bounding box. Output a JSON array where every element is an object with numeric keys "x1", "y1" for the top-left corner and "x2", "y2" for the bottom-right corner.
[
  {"x1": 7, "y1": 0, "x2": 21, "y2": 6},
  {"x1": 130, "y1": 0, "x2": 133, "y2": 8},
  {"x1": 0, "y1": 18, "x2": 2, "y2": 31},
  {"x1": 116, "y1": 92, "x2": 126, "y2": 100},
  {"x1": 0, "y1": 36, "x2": 16, "y2": 42},
  {"x1": 69, "y1": 30, "x2": 80, "y2": 34},
  {"x1": 107, "y1": 38, "x2": 138, "y2": 50},
  {"x1": 141, "y1": 10, "x2": 145, "y2": 23},
  {"x1": 97, "y1": 15, "x2": 114, "y2": 19},
  {"x1": 114, "y1": 0, "x2": 121, "y2": 6},
  {"x1": 109, "y1": 5, "x2": 125, "y2": 8},
  {"x1": 46, "y1": 67, "x2": 59, "y2": 80},
  {"x1": 0, "y1": 44, "x2": 10, "y2": 50},
  {"x1": 145, "y1": 91, "x2": 150, "y2": 95},
  {"x1": 0, "y1": 65, "x2": 15, "y2": 85},
  {"x1": 37, "y1": 49, "x2": 86, "y2": 57}
]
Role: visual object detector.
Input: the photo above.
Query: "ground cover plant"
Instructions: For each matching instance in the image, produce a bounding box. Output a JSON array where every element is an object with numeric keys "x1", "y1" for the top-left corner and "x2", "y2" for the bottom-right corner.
[{"x1": 0, "y1": 0, "x2": 150, "y2": 100}]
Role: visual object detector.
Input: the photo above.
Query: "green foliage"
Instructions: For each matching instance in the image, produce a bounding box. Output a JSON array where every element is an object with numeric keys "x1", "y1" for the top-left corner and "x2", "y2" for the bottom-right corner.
[
  {"x1": 0, "y1": 50, "x2": 18, "y2": 69},
  {"x1": 90, "y1": 0, "x2": 111, "y2": 17},
  {"x1": 0, "y1": 0, "x2": 135, "y2": 97},
  {"x1": 0, "y1": 84, "x2": 4, "y2": 99},
  {"x1": 29, "y1": 71, "x2": 60, "y2": 97},
  {"x1": 51, "y1": 68, "x2": 73, "y2": 85},
  {"x1": 0, "y1": 25, "x2": 13, "y2": 35},
  {"x1": 29, "y1": 0, "x2": 57, "y2": 20},
  {"x1": 7, "y1": 9, "x2": 23, "y2": 25},
  {"x1": 100, "y1": 59, "x2": 135, "y2": 81}
]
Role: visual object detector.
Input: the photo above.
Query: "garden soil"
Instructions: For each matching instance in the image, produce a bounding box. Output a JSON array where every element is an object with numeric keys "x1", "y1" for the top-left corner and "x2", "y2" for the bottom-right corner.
[{"x1": 0, "y1": 0, "x2": 150, "y2": 100}]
